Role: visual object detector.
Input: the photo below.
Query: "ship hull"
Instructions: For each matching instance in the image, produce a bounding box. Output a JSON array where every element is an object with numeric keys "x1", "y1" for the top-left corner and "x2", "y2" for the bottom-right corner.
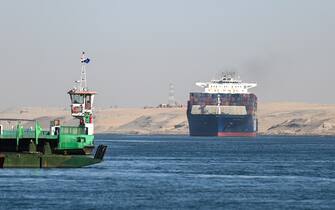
[
  {"x1": 0, "y1": 145, "x2": 107, "y2": 168},
  {"x1": 187, "y1": 113, "x2": 257, "y2": 137}
]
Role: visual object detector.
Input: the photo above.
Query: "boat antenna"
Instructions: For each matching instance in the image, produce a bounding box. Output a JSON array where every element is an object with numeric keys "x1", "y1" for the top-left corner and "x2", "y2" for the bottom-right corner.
[{"x1": 80, "y1": 51, "x2": 91, "y2": 91}]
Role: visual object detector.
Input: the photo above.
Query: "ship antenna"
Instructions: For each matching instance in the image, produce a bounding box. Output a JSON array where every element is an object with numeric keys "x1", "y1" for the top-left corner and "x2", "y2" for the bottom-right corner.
[{"x1": 80, "y1": 51, "x2": 91, "y2": 91}]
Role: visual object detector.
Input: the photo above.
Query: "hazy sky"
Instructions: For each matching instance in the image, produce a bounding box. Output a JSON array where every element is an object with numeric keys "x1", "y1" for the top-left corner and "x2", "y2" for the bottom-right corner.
[{"x1": 1, "y1": 0, "x2": 334, "y2": 108}]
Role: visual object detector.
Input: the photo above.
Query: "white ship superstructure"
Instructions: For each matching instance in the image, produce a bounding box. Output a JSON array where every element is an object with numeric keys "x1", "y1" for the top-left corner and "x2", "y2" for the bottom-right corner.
[{"x1": 196, "y1": 73, "x2": 257, "y2": 94}]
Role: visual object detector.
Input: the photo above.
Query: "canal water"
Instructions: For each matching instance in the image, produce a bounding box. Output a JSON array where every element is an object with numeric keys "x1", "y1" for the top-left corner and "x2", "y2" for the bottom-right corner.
[{"x1": 1, "y1": 135, "x2": 335, "y2": 209}]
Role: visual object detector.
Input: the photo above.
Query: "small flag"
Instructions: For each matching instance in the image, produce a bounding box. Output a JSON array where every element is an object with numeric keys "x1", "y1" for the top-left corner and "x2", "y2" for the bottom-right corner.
[
  {"x1": 80, "y1": 51, "x2": 91, "y2": 63},
  {"x1": 82, "y1": 58, "x2": 90, "y2": 63}
]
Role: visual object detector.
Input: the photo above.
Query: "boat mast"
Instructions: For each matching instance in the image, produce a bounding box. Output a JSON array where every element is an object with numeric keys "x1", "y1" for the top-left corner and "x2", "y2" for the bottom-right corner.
[{"x1": 80, "y1": 51, "x2": 88, "y2": 91}]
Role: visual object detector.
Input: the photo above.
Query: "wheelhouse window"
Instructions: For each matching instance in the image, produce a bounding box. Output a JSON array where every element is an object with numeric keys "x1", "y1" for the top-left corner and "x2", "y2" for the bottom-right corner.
[
  {"x1": 71, "y1": 95, "x2": 84, "y2": 104},
  {"x1": 85, "y1": 95, "x2": 92, "y2": 109}
]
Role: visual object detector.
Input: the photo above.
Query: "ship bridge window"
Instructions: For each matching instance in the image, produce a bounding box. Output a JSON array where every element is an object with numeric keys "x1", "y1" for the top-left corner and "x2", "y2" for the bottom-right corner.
[
  {"x1": 85, "y1": 95, "x2": 92, "y2": 109},
  {"x1": 71, "y1": 95, "x2": 84, "y2": 104}
]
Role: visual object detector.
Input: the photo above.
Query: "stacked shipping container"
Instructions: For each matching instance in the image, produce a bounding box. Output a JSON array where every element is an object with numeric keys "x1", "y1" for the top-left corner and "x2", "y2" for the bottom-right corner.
[{"x1": 189, "y1": 93, "x2": 257, "y2": 115}]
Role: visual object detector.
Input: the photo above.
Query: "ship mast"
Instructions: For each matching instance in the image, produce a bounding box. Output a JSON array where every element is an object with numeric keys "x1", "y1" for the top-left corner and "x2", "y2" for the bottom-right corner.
[
  {"x1": 216, "y1": 94, "x2": 221, "y2": 115},
  {"x1": 80, "y1": 52, "x2": 89, "y2": 91}
]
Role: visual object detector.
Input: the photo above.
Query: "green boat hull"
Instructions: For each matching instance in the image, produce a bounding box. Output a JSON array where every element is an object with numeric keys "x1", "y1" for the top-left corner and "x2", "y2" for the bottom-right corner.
[{"x1": 0, "y1": 145, "x2": 107, "y2": 168}]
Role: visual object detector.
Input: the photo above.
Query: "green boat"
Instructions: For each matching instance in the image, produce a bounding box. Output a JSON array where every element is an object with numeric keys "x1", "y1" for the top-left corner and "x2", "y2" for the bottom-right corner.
[{"x1": 0, "y1": 52, "x2": 107, "y2": 168}]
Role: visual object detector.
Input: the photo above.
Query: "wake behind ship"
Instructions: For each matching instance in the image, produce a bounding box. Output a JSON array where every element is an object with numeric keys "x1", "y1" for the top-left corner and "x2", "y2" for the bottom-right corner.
[{"x1": 187, "y1": 73, "x2": 258, "y2": 137}]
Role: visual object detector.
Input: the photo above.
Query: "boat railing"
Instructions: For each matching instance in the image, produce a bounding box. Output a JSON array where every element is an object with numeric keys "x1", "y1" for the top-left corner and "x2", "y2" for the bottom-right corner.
[
  {"x1": 1, "y1": 130, "x2": 50, "y2": 138},
  {"x1": 23, "y1": 130, "x2": 35, "y2": 138},
  {"x1": 1, "y1": 130, "x2": 17, "y2": 137}
]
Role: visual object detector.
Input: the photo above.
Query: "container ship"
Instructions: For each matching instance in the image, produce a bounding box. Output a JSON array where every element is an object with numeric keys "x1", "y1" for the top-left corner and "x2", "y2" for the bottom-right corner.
[{"x1": 187, "y1": 72, "x2": 258, "y2": 137}]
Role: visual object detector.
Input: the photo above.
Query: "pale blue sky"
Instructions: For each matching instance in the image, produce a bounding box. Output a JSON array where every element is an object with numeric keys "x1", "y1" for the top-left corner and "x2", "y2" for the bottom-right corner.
[{"x1": 0, "y1": 0, "x2": 334, "y2": 107}]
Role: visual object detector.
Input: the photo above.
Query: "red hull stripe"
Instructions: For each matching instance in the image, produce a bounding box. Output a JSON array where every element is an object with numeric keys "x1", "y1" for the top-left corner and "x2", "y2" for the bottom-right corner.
[{"x1": 217, "y1": 132, "x2": 257, "y2": 137}]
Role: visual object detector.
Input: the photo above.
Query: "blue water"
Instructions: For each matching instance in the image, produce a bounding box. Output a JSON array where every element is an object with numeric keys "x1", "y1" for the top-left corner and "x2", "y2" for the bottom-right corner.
[{"x1": 1, "y1": 135, "x2": 335, "y2": 209}]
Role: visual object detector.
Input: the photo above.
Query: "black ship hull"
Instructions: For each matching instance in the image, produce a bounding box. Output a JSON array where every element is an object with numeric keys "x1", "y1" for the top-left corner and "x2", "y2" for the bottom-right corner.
[
  {"x1": 187, "y1": 93, "x2": 258, "y2": 137},
  {"x1": 187, "y1": 112, "x2": 257, "y2": 136}
]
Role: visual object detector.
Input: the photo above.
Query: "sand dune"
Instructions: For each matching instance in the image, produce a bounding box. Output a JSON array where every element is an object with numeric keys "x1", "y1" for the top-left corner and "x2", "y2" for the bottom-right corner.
[
  {"x1": 1, "y1": 103, "x2": 335, "y2": 135},
  {"x1": 258, "y1": 103, "x2": 335, "y2": 135}
]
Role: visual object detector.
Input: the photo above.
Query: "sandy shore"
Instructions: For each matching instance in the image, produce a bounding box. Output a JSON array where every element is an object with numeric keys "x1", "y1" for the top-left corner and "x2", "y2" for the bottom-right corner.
[{"x1": 1, "y1": 102, "x2": 335, "y2": 136}]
